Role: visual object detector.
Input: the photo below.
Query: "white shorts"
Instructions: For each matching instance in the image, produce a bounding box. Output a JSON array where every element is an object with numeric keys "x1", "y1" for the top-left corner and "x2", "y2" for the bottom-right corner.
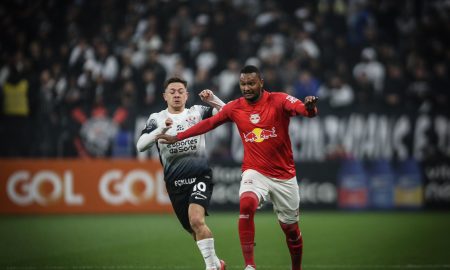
[{"x1": 239, "y1": 169, "x2": 300, "y2": 224}]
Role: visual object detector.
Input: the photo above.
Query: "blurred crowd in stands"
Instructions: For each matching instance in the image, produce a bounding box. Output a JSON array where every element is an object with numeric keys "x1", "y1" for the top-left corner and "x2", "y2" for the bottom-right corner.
[{"x1": 0, "y1": 0, "x2": 449, "y2": 158}]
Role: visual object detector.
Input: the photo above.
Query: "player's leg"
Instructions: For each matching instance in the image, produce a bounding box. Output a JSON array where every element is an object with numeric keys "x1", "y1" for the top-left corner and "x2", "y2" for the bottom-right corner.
[
  {"x1": 279, "y1": 221, "x2": 303, "y2": 270},
  {"x1": 269, "y1": 177, "x2": 303, "y2": 270},
  {"x1": 189, "y1": 178, "x2": 226, "y2": 270},
  {"x1": 167, "y1": 188, "x2": 223, "y2": 270},
  {"x1": 239, "y1": 169, "x2": 270, "y2": 269},
  {"x1": 239, "y1": 192, "x2": 258, "y2": 269},
  {"x1": 189, "y1": 203, "x2": 219, "y2": 270},
  {"x1": 189, "y1": 203, "x2": 212, "y2": 239},
  {"x1": 167, "y1": 191, "x2": 194, "y2": 234}
]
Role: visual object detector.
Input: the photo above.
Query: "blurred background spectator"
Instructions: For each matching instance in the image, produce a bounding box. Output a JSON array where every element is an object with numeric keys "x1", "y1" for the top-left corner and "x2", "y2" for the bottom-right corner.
[{"x1": 0, "y1": 0, "x2": 448, "y2": 160}]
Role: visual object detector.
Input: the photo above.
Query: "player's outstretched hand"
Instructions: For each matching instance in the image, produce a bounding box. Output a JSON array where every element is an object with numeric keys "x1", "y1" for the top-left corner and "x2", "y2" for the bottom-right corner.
[
  {"x1": 304, "y1": 96, "x2": 319, "y2": 110},
  {"x1": 156, "y1": 134, "x2": 179, "y2": 144},
  {"x1": 199, "y1": 89, "x2": 214, "y2": 102}
]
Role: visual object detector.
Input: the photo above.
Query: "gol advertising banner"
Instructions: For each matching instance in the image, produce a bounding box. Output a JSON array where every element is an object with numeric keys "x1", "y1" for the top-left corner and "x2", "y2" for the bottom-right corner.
[{"x1": 0, "y1": 159, "x2": 172, "y2": 214}]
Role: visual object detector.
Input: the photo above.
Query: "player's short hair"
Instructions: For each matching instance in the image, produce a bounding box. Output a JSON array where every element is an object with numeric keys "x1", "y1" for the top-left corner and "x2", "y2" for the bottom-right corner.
[
  {"x1": 164, "y1": 76, "x2": 187, "y2": 89},
  {"x1": 240, "y1": 65, "x2": 262, "y2": 79}
]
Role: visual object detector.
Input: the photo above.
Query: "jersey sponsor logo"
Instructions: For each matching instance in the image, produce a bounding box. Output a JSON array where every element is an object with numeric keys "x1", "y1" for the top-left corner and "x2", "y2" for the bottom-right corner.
[
  {"x1": 174, "y1": 177, "x2": 197, "y2": 187},
  {"x1": 166, "y1": 138, "x2": 198, "y2": 154},
  {"x1": 249, "y1": 113, "x2": 260, "y2": 124},
  {"x1": 286, "y1": 95, "x2": 299, "y2": 104},
  {"x1": 185, "y1": 116, "x2": 198, "y2": 127},
  {"x1": 242, "y1": 127, "x2": 277, "y2": 143}
]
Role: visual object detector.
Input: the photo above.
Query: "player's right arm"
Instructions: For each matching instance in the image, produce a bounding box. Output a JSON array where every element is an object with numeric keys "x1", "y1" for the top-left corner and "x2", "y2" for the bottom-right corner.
[
  {"x1": 157, "y1": 102, "x2": 232, "y2": 144},
  {"x1": 136, "y1": 114, "x2": 171, "y2": 152}
]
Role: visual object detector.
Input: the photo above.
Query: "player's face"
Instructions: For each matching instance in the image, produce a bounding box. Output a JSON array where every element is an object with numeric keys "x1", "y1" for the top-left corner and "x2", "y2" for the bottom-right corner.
[
  {"x1": 239, "y1": 73, "x2": 263, "y2": 102},
  {"x1": 163, "y1": 82, "x2": 188, "y2": 111}
]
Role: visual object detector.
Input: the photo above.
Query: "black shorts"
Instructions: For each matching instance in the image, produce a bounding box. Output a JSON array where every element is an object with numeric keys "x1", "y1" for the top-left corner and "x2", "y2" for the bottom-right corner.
[{"x1": 167, "y1": 174, "x2": 214, "y2": 233}]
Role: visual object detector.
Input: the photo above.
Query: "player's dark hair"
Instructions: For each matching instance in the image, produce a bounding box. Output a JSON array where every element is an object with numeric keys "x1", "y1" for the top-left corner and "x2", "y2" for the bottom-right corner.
[
  {"x1": 240, "y1": 65, "x2": 262, "y2": 79},
  {"x1": 164, "y1": 76, "x2": 187, "y2": 89}
]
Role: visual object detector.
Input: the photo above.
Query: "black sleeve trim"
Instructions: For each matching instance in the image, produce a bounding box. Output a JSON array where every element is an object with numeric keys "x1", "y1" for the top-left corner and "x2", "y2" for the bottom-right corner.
[
  {"x1": 202, "y1": 106, "x2": 214, "y2": 120},
  {"x1": 141, "y1": 119, "x2": 158, "y2": 135}
]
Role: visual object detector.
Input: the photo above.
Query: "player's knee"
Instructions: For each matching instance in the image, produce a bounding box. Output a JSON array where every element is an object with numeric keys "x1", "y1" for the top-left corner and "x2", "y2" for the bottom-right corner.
[
  {"x1": 239, "y1": 192, "x2": 258, "y2": 214},
  {"x1": 189, "y1": 214, "x2": 205, "y2": 232},
  {"x1": 280, "y1": 221, "x2": 301, "y2": 241},
  {"x1": 277, "y1": 207, "x2": 300, "y2": 225}
]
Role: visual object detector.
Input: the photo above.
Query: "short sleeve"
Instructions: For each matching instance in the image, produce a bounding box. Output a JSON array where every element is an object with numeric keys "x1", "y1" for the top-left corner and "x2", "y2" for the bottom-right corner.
[{"x1": 278, "y1": 93, "x2": 303, "y2": 116}]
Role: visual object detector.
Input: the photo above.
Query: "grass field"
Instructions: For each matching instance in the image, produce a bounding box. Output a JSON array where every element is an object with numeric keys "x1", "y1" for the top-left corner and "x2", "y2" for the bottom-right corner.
[{"x1": 1, "y1": 211, "x2": 450, "y2": 270}]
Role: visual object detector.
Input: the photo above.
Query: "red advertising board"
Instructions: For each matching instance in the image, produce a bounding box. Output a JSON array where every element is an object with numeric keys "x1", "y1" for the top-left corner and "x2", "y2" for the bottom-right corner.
[{"x1": 0, "y1": 159, "x2": 172, "y2": 214}]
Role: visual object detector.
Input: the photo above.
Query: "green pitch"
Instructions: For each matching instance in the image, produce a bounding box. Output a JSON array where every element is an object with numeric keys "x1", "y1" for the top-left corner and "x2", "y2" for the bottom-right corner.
[{"x1": 1, "y1": 211, "x2": 449, "y2": 269}]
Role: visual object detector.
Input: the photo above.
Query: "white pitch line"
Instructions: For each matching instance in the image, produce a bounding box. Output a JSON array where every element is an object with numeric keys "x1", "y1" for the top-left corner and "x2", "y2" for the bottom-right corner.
[
  {"x1": 302, "y1": 265, "x2": 450, "y2": 269},
  {"x1": 4, "y1": 265, "x2": 450, "y2": 270}
]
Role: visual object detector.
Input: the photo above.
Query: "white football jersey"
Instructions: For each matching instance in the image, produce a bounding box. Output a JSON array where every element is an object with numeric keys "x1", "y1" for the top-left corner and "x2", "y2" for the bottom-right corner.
[{"x1": 140, "y1": 105, "x2": 213, "y2": 189}]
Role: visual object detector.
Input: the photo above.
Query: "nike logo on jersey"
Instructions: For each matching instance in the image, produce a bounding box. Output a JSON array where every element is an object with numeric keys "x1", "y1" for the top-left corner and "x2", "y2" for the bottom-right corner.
[{"x1": 193, "y1": 193, "x2": 207, "y2": 200}]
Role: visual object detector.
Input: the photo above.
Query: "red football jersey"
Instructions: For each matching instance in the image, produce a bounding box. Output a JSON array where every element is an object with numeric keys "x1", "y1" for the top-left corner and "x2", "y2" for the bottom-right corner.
[{"x1": 176, "y1": 91, "x2": 317, "y2": 179}]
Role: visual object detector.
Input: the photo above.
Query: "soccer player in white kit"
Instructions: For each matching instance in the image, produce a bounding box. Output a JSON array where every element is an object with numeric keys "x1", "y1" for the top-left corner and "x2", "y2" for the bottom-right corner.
[{"x1": 136, "y1": 77, "x2": 226, "y2": 270}]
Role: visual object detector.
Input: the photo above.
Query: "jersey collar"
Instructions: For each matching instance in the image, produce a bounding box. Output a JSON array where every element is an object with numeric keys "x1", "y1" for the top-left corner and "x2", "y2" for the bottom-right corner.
[
  {"x1": 244, "y1": 90, "x2": 268, "y2": 106},
  {"x1": 166, "y1": 108, "x2": 187, "y2": 117}
]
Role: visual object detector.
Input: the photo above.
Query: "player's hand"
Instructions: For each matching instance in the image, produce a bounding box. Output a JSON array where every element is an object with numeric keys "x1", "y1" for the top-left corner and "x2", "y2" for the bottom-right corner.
[
  {"x1": 165, "y1": 118, "x2": 173, "y2": 128},
  {"x1": 156, "y1": 134, "x2": 179, "y2": 144},
  {"x1": 304, "y1": 96, "x2": 318, "y2": 110},
  {"x1": 199, "y1": 89, "x2": 214, "y2": 102},
  {"x1": 160, "y1": 118, "x2": 173, "y2": 134}
]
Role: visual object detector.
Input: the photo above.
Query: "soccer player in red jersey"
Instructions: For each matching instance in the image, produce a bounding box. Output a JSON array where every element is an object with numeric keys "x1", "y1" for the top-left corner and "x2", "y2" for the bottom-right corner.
[{"x1": 157, "y1": 65, "x2": 318, "y2": 270}]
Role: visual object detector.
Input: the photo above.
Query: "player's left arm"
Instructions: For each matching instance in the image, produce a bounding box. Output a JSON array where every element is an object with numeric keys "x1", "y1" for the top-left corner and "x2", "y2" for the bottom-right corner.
[
  {"x1": 136, "y1": 116, "x2": 172, "y2": 152},
  {"x1": 199, "y1": 89, "x2": 225, "y2": 115},
  {"x1": 282, "y1": 93, "x2": 318, "y2": 117}
]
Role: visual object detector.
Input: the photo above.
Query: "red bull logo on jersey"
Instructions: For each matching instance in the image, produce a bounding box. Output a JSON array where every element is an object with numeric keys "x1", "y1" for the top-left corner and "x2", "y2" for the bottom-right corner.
[{"x1": 243, "y1": 127, "x2": 277, "y2": 143}]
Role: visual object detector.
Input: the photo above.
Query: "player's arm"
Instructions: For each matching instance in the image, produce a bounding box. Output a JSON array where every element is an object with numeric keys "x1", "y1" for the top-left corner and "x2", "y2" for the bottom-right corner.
[
  {"x1": 136, "y1": 116, "x2": 172, "y2": 152},
  {"x1": 282, "y1": 94, "x2": 318, "y2": 118},
  {"x1": 156, "y1": 104, "x2": 231, "y2": 144},
  {"x1": 199, "y1": 89, "x2": 225, "y2": 115}
]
